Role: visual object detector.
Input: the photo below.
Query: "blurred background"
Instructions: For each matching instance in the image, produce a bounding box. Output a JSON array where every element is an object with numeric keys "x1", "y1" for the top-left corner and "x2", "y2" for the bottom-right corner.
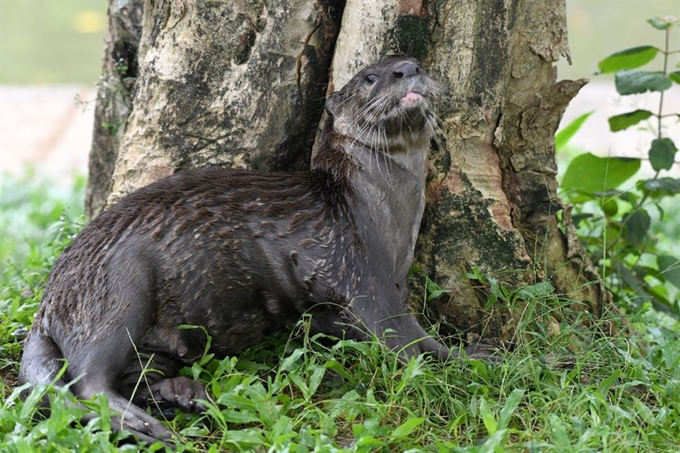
[
  {"x1": 0, "y1": 0, "x2": 106, "y2": 182},
  {"x1": 0, "y1": 0, "x2": 678, "y2": 184}
]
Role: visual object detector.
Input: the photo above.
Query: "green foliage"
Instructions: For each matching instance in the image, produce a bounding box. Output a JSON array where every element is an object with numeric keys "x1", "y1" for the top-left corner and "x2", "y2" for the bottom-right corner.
[
  {"x1": 558, "y1": 16, "x2": 680, "y2": 317},
  {"x1": 555, "y1": 111, "x2": 593, "y2": 150},
  {"x1": 608, "y1": 109, "x2": 653, "y2": 132},
  {"x1": 649, "y1": 138, "x2": 678, "y2": 171},
  {"x1": 0, "y1": 171, "x2": 85, "y2": 383},
  {"x1": 614, "y1": 70, "x2": 672, "y2": 94},
  {"x1": 1, "y1": 174, "x2": 679, "y2": 451},
  {"x1": 561, "y1": 153, "x2": 641, "y2": 194},
  {"x1": 597, "y1": 46, "x2": 659, "y2": 73}
]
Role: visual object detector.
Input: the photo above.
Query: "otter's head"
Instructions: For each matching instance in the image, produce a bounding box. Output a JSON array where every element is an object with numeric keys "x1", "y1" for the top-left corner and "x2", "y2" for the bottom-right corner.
[{"x1": 325, "y1": 57, "x2": 442, "y2": 153}]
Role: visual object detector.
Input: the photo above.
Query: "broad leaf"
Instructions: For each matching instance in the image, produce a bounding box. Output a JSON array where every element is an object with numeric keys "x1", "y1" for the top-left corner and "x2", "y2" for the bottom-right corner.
[
  {"x1": 615, "y1": 70, "x2": 672, "y2": 95},
  {"x1": 479, "y1": 397, "x2": 497, "y2": 434},
  {"x1": 622, "y1": 209, "x2": 651, "y2": 247},
  {"x1": 644, "y1": 177, "x2": 680, "y2": 194},
  {"x1": 649, "y1": 138, "x2": 677, "y2": 171},
  {"x1": 498, "y1": 389, "x2": 525, "y2": 430},
  {"x1": 571, "y1": 213, "x2": 593, "y2": 226},
  {"x1": 555, "y1": 111, "x2": 593, "y2": 151},
  {"x1": 658, "y1": 255, "x2": 680, "y2": 291},
  {"x1": 513, "y1": 282, "x2": 555, "y2": 300},
  {"x1": 355, "y1": 436, "x2": 387, "y2": 448},
  {"x1": 608, "y1": 110, "x2": 653, "y2": 132},
  {"x1": 598, "y1": 46, "x2": 658, "y2": 73},
  {"x1": 648, "y1": 17, "x2": 678, "y2": 30},
  {"x1": 670, "y1": 71, "x2": 680, "y2": 84},
  {"x1": 391, "y1": 417, "x2": 425, "y2": 438},
  {"x1": 280, "y1": 348, "x2": 306, "y2": 372},
  {"x1": 561, "y1": 153, "x2": 640, "y2": 193}
]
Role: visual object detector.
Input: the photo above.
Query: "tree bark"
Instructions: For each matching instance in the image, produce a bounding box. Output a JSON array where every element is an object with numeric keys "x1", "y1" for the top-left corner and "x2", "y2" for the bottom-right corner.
[
  {"x1": 415, "y1": 0, "x2": 603, "y2": 342},
  {"x1": 89, "y1": 0, "x2": 344, "y2": 212},
  {"x1": 86, "y1": 0, "x2": 143, "y2": 219},
  {"x1": 88, "y1": 0, "x2": 605, "y2": 343}
]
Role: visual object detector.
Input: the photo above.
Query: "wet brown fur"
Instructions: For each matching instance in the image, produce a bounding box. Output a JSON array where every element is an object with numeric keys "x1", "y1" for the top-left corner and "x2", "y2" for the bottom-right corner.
[{"x1": 19, "y1": 58, "x2": 469, "y2": 445}]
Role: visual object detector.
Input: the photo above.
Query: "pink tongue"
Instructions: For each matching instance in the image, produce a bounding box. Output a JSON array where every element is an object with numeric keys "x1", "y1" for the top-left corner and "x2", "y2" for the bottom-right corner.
[{"x1": 401, "y1": 91, "x2": 422, "y2": 105}]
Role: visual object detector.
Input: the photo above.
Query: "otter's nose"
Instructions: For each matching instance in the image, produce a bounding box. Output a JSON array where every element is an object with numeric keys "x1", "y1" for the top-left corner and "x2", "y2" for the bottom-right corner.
[{"x1": 393, "y1": 62, "x2": 421, "y2": 78}]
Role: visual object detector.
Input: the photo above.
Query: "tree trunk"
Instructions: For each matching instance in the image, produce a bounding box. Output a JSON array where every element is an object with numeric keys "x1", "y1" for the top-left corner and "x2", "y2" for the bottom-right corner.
[
  {"x1": 86, "y1": 0, "x2": 143, "y2": 219},
  {"x1": 415, "y1": 0, "x2": 604, "y2": 341},
  {"x1": 88, "y1": 0, "x2": 605, "y2": 343},
  {"x1": 91, "y1": 0, "x2": 343, "y2": 210}
]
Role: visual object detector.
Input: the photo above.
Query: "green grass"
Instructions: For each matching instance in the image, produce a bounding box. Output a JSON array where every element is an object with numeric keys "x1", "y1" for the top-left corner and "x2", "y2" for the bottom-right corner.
[{"x1": 1, "y1": 173, "x2": 679, "y2": 452}]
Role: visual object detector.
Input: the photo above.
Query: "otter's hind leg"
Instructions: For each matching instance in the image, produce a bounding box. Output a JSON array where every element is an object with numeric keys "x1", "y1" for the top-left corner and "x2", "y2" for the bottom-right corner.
[
  {"x1": 128, "y1": 375, "x2": 209, "y2": 419},
  {"x1": 18, "y1": 332, "x2": 171, "y2": 445},
  {"x1": 119, "y1": 328, "x2": 210, "y2": 420},
  {"x1": 61, "y1": 256, "x2": 177, "y2": 442}
]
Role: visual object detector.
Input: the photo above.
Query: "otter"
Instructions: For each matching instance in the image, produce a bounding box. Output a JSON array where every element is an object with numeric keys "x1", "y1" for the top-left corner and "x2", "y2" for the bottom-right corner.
[{"x1": 19, "y1": 57, "x2": 482, "y2": 444}]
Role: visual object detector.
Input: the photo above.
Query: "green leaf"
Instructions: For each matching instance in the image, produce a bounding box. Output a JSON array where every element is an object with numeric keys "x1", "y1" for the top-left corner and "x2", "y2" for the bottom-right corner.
[
  {"x1": 598, "y1": 46, "x2": 659, "y2": 73},
  {"x1": 622, "y1": 209, "x2": 651, "y2": 247},
  {"x1": 644, "y1": 177, "x2": 680, "y2": 194},
  {"x1": 669, "y1": 71, "x2": 680, "y2": 84},
  {"x1": 649, "y1": 138, "x2": 677, "y2": 171},
  {"x1": 479, "y1": 397, "x2": 497, "y2": 435},
  {"x1": 549, "y1": 415, "x2": 571, "y2": 447},
  {"x1": 513, "y1": 282, "x2": 555, "y2": 300},
  {"x1": 555, "y1": 111, "x2": 593, "y2": 151},
  {"x1": 223, "y1": 429, "x2": 267, "y2": 445},
  {"x1": 648, "y1": 17, "x2": 678, "y2": 30},
  {"x1": 615, "y1": 70, "x2": 672, "y2": 95},
  {"x1": 561, "y1": 153, "x2": 640, "y2": 193},
  {"x1": 355, "y1": 436, "x2": 387, "y2": 448},
  {"x1": 658, "y1": 255, "x2": 680, "y2": 291},
  {"x1": 498, "y1": 389, "x2": 525, "y2": 430},
  {"x1": 571, "y1": 213, "x2": 593, "y2": 226},
  {"x1": 608, "y1": 110, "x2": 653, "y2": 132},
  {"x1": 222, "y1": 410, "x2": 261, "y2": 424},
  {"x1": 425, "y1": 275, "x2": 451, "y2": 301},
  {"x1": 306, "y1": 364, "x2": 325, "y2": 397},
  {"x1": 597, "y1": 369, "x2": 621, "y2": 396},
  {"x1": 280, "y1": 348, "x2": 306, "y2": 372},
  {"x1": 391, "y1": 417, "x2": 425, "y2": 438}
]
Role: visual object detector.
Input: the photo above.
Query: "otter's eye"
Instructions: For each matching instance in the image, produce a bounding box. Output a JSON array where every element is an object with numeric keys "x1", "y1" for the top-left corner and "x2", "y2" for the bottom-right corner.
[{"x1": 365, "y1": 74, "x2": 377, "y2": 84}]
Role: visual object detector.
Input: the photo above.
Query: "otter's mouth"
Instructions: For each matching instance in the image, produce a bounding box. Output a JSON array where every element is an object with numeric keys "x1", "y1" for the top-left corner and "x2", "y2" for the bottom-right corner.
[{"x1": 400, "y1": 91, "x2": 423, "y2": 106}]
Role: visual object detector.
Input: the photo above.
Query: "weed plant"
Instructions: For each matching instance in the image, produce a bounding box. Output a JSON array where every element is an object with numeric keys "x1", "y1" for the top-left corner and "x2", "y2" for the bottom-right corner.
[
  {"x1": 558, "y1": 16, "x2": 680, "y2": 317},
  {"x1": 1, "y1": 173, "x2": 679, "y2": 452}
]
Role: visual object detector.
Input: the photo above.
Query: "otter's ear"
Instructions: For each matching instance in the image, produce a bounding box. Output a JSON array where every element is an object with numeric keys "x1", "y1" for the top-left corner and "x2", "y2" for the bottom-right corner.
[{"x1": 325, "y1": 92, "x2": 343, "y2": 117}]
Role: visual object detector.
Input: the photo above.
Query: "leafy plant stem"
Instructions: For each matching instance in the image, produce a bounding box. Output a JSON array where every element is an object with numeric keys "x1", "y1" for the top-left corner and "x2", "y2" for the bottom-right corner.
[
  {"x1": 603, "y1": 167, "x2": 661, "y2": 257},
  {"x1": 560, "y1": 16, "x2": 680, "y2": 315},
  {"x1": 657, "y1": 27, "x2": 669, "y2": 141},
  {"x1": 635, "y1": 170, "x2": 661, "y2": 209},
  {"x1": 603, "y1": 27, "x2": 672, "y2": 257}
]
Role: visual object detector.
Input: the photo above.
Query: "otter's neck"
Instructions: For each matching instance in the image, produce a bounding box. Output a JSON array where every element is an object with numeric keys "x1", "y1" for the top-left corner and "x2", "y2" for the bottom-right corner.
[
  {"x1": 315, "y1": 131, "x2": 430, "y2": 281},
  {"x1": 355, "y1": 140, "x2": 428, "y2": 280}
]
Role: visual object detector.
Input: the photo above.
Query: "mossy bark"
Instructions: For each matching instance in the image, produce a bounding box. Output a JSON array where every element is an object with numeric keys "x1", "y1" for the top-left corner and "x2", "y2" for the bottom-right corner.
[
  {"x1": 88, "y1": 0, "x2": 605, "y2": 343},
  {"x1": 415, "y1": 0, "x2": 603, "y2": 342}
]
